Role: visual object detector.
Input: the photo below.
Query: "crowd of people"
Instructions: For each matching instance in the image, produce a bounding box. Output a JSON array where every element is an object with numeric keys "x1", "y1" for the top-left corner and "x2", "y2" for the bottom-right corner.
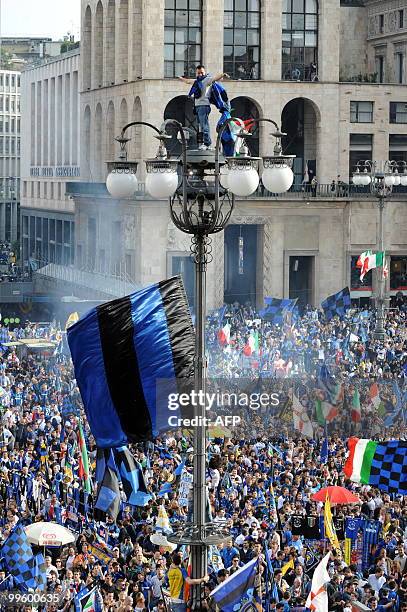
[
  {"x1": 0, "y1": 243, "x2": 29, "y2": 283},
  {"x1": 0, "y1": 305, "x2": 405, "y2": 611}
]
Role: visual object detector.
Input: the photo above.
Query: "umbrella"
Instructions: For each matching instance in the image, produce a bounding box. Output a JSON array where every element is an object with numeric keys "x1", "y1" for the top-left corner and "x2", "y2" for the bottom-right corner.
[
  {"x1": 24, "y1": 522, "x2": 76, "y2": 547},
  {"x1": 311, "y1": 486, "x2": 360, "y2": 505}
]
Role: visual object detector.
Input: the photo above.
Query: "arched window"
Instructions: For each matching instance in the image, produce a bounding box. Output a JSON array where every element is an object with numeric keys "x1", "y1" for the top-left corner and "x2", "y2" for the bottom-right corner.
[
  {"x1": 106, "y1": 101, "x2": 115, "y2": 162},
  {"x1": 164, "y1": 0, "x2": 202, "y2": 78},
  {"x1": 94, "y1": 1, "x2": 104, "y2": 88},
  {"x1": 94, "y1": 103, "x2": 103, "y2": 180},
  {"x1": 230, "y1": 97, "x2": 260, "y2": 156},
  {"x1": 164, "y1": 95, "x2": 198, "y2": 155},
  {"x1": 83, "y1": 105, "x2": 91, "y2": 179},
  {"x1": 83, "y1": 6, "x2": 92, "y2": 90},
  {"x1": 105, "y1": 0, "x2": 116, "y2": 85},
  {"x1": 130, "y1": 97, "x2": 142, "y2": 161},
  {"x1": 282, "y1": 0, "x2": 318, "y2": 81},
  {"x1": 118, "y1": 0, "x2": 129, "y2": 82},
  {"x1": 224, "y1": 0, "x2": 261, "y2": 80}
]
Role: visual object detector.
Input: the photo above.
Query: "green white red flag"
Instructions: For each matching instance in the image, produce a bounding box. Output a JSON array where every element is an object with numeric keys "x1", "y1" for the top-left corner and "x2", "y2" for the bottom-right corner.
[
  {"x1": 357, "y1": 251, "x2": 386, "y2": 281},
  {"x1": 351, "y1": 387, "x2": 361, "y2": 423}
]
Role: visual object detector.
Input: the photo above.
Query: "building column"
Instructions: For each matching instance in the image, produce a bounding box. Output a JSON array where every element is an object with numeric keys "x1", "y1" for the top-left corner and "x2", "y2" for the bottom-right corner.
[
  {"x1": 141, "y1": 0, "x2": 164, "y2": 79},
  {"x1": 373, "y1": 131, "x2": 388, "y2": 162},
  {"x1": 262, "y1": 220, "x2": 274, "y2": 300},
  {"x1": 262, "y1": 0, "x2": 282, "y2": 81},
  {"x1": 207, "y1": 231, "x2": 224, "y2": 310},
  {"x1": 318, "y1": 0, "x2": 340, "y2": 81},
  {"x1": 202, "y1": 0, "x2": 223, "y2": 72}
]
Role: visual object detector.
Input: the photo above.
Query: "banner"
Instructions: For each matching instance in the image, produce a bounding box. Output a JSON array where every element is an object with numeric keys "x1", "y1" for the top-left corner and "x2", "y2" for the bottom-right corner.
[
  {"x1": 178, "y1": 468, "x2": 193, "y2": 508},
  {"x1": 344, "y1": 538, "x2": 352, "y2": 566}
]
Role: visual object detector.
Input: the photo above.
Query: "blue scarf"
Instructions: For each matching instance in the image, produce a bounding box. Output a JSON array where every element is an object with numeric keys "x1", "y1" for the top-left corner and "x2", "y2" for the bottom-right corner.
[
  {"x1": 188, "y1": 73, "x2": 207, "y2": 98},
  {"x1": 189, "y1": 75, "x2": 230, "y2": 112}
]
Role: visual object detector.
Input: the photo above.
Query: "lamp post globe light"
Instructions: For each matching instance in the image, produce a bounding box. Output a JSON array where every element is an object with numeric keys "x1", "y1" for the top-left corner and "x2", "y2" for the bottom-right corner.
[
  {"x1": 352, "y1": 159, "x2": 405, "y2": 340},
  {"x1": 106, "y1": 116, "x2": 294, "y2": 609}
]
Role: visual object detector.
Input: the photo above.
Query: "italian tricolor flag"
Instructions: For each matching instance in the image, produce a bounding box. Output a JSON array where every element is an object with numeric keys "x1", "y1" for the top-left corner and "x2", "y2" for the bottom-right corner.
[
  {"x1": 243, "y1": 330, "x2": 259, "y2": 356},
  {"x1": 357, "y1": 251, "x2": 387, "y2": 281},
  {"x1": 344, "y1": 437, "x2": 379, "y2": 484},
  {"x1": 218, "y1": 323, "x2": 231, "y2": 346},
  {"x1": 351, "y1": 388, "x2": 361, "y2": 423}
]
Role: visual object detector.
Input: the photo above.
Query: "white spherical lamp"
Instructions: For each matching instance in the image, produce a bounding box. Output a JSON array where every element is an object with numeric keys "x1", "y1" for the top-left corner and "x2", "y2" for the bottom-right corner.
[
  {"x1": 361, "y1": 173, "x2": 371, "y2": 186},
  {"x1": 352, "y1": 173, "x2": 361, "y2": 185},
  {"x1": 384, "y1": 174, "x2": 395, "y2": 187},
  {"x1": 145, "y1": 172, "x2": 178, "y2": 199},
  {"x1": 227, "y1": 167, "x2": 259, "y2": 197},
  {"x1": 219, "y1": 166, "x2": 229, "y2": 190},
  {"x1": 262, "y1": 165, "x2": 294, "y2": 193},
  {"x1": 393, "y1": 173, "x2": 401, "y2": 186},
  {"x1": 106, "y1": 171, "x2": 138, "y2": 199},
  {"x1": 400, "y1": 174, "x2": 407, "y2": 186}
]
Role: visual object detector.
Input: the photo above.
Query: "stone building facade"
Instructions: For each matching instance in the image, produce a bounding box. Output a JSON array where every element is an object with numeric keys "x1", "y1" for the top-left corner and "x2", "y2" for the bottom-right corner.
[
  {"x1": 20, "y1": 50, "x2": 80, "y2": 269},
  {"x1": 69, "y1": 0, "x2": 407, "y2": 309},
  {"x1": 0, "y1": 70, "x2": 21, "y2": 243}
]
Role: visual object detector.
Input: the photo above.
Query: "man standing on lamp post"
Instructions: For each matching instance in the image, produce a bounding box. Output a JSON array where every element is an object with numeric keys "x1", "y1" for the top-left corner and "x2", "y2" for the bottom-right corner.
[{"x1": 179, "y1": 65, "x2": 230, "y2": 151}]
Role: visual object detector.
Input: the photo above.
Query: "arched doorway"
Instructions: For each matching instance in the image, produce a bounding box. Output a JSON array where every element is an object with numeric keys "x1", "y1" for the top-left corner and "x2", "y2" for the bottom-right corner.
[
  {"x1": 230, "y1": 97, "x2": 260, "y2": 156},
  {"x1": 281, "y1": 97, "x2": 319, "y2": 186},
  {"x1": 164, "y1": 95, "x2": 198, "y2": 155}
]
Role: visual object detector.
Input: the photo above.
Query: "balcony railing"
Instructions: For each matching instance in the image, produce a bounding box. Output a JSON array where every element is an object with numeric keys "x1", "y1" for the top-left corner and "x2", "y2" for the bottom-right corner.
[
  {"x1": 66, "y1": 181, "x2": 407, "y2": 201},
  {"x1": 245, "y1": 183, "x2": 407, "y2": 199},
  {"x1": 34, "y1": 261, "x2": 139, "y2": 299}
]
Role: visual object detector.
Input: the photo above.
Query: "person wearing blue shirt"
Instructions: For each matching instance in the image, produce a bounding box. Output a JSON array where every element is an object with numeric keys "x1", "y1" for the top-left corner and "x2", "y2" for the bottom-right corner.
[{"x1": 220, "y1": 540, "x2": 240, "y2": 568}]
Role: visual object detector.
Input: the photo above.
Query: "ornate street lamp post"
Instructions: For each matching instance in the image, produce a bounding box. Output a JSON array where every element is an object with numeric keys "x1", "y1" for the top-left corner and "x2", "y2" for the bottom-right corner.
[
  {"x1": 352, "y1": 160, "x2": 407, "y2": 339},
  {"x1": 106, "y1": 116, "x2": 295, "y2": 609}
]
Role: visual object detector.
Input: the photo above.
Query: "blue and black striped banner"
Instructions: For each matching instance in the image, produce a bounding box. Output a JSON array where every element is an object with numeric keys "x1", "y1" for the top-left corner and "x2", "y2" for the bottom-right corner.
[{"x1": 67, "y1": 276, "x2": 194, "y2": 447}]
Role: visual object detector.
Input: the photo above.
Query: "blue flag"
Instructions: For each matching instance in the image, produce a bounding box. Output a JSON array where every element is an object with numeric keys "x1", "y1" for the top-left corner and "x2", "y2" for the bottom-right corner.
[
  {"x1": 67, "y1": 276, "x2": 195, "y2": 447},
  {"x1": 259, "y1": 297, "x2": 298, "y2": 325},
  {"x1": 384, "y1": 381, "x2": 405, "y2": 426},
  {"x1": 321, "y1": 287, "x2": 351, "y2": 321},
  {"x1": 1, "y1": 523, "x2": 46, "y2": 591},
  {"x1": 74, "y1": 586, "x2": 103, "y2": 612},
  {"x1": 320, "y1": 438, "x2": 329, "y2": 464},
  {"x1": 210, "y1": 557, "x2": 259, "y2": 612}
]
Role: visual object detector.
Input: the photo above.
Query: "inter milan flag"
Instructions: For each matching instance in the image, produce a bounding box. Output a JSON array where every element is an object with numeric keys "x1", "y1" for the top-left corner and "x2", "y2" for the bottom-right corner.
[
  {"x1": 345, "y1": 438, "x2": 407, "y2": 494},
  {"x1": 67, "y1": 276, "x2": 194, "y2": 446},
  {"x1": 74, "y1": 586, "x2": 103, "y2": 612},
  {"x1": 94, "y1": 446, "x2": 152, "y2": 520},
  {"x1": 1, "y1": 523, "x2": 46, "y2": 591},
  {"x1": 321, "y1": 286, "x2": 351, "y2": 321},
  {"x1": 210, "y1": 557, "x2": 259, "y2": 612},
  {"x1": 259, "y1": 297, "x2": 298, "y2": 325}
]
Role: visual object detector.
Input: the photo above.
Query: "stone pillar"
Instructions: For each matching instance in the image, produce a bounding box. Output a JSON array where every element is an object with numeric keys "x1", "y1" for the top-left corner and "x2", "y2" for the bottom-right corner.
[
  {"x1": 262, "y1": 220, "x2": 273, "y2": 302},
  {"x1": 142, "y1": 0, "x2": 165, "y2": 79},
  {"x1": 207, "y1": 231, "x2": 224, "y2": 310},
  {"x1": 373, "y1": 131, "x2": 388, "y2": 162},
  {"x1": 202, "y1": 0, "x2": 224, "y2": 73},
  {"x1": 270, "y1": 216, "x2": 285, "y2": 297},
  {"x1": 262, "y1": 0, "x2": 282, "y2": 81},
  {"x1": 316, "y1": 87, "x2": 340, "y2": 184},
  {"x1": 319, "y1": 0, "x2": 340, "y2": 82},
  {"x1": 130, "y1": 0, "x2": 143, "y2": 80}
]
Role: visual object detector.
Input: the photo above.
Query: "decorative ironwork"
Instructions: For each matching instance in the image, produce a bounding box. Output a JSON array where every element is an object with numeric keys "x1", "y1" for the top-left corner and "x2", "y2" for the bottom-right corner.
[{"x1": 168, "y1": 521, "x2": 231, "y2": 546}]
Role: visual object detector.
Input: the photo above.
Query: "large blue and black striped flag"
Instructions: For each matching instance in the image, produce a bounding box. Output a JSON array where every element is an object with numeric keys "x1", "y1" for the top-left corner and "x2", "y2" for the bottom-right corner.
[
  {"x1": 210, "y1": 557, "x2": 259, "y2": 612},
  {"x1": 67, "y1": 276, "x2": 195, "y2": 447},
  {"x1": 1, "y1": 523, "x2": 46, "y2": 591},
  {"x1": 259, "y1": 297, "x2": 298, "y2": 325},
  {"x1": 321, "y1": 287, "x2": 351, "y2": 321}
]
